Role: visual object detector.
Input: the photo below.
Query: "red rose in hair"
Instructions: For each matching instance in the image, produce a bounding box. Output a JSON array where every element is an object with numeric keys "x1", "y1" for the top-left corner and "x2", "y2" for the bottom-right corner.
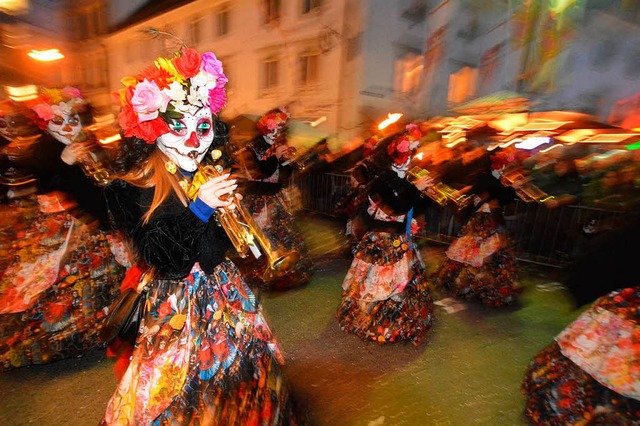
[
  {"x1": 137, "y1": 66, "x2": 173, "y2": 90},
  {"x1": 173, "y1": 48, "x2": 202, "y2": 79}
]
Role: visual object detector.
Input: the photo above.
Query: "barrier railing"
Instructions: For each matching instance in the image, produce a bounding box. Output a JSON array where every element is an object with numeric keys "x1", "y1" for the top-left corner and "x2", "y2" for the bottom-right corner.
[{"x1": 292, "y1": 171, "x2": 639, "y2": 268}]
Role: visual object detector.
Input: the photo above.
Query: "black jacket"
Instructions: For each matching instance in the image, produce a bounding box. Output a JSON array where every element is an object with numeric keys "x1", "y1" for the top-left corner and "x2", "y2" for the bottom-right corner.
[{"x1": 105, "y1": 180, "x2": 230, "y2": 280}]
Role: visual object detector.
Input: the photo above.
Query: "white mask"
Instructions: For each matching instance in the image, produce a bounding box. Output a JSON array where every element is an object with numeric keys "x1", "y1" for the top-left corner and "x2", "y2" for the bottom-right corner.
[
  {"x1": 157, "y1": 108, "x2": 214, "y2": 172},
  {"x1": 47, "y1": 113, "x2": 82, "y2": 145}
]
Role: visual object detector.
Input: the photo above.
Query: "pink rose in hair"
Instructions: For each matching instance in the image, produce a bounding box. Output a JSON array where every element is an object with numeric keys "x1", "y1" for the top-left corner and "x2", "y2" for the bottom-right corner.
[
  {"x1": 32, "y1": 103, "x2": 54, "y2": 121},
  {"x1": 61, "y1": 86, "x2": 82, "y2": 100},
  {"x1": 207, "y1": 85, "x2": 227, "y2": 115},
  {"x1": 131, "y1": 79, "x2": 169, "y2": 122},
  {"x1": 201, "y1": 52, "x2": 228, "y2": 85},
  {"x1": 397, "y1": 138, "x2": 411, "y2": 152}
]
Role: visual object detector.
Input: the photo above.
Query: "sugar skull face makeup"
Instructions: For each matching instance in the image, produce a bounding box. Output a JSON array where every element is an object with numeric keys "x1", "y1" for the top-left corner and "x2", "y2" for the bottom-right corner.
[
  {"x1": 47, "y1": 112, "x2": 82, "y2": 145},
  {"x1": 156, "y1": 108, "x2": 214, "y2": 172}
]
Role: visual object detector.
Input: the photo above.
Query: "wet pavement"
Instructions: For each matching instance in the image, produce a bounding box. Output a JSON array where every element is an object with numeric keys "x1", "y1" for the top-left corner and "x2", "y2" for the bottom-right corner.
[{"x1": 0, "y1": 214, "x2": 581, "y2": 425}]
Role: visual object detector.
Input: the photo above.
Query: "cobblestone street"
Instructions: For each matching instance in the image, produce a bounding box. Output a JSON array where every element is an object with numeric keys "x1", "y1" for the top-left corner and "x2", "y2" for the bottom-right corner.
[{"x1": 0, "y1": 214, "x2": 581, "y2": 425}]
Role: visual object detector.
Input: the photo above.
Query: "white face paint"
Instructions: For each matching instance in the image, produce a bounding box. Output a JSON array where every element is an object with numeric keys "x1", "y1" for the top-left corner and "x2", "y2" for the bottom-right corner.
[
  {"x1": 47, "y1": 113, "x2": 82, "y2": 145},
  {"x1": 391, "y1": 158, "x2": 411, "y2": 179},
  {"x1": 157, "y1": 108, "x2": 214, "y2": 172},
  {"x1": 262, "y1": 126, "x2": 285, "y2": 146}
]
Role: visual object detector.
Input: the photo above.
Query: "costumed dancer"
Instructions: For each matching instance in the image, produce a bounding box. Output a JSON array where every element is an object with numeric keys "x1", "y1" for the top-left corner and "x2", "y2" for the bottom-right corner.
[
  {"x1": 337, "y1": 124, "x2": 433, "y2": 344},
  {"x1": 101, "y1": 47, "x2": 301, "y2": 424},
  {"x1": 0, "y1": 99, "x2": 42, "y2": 199},
  {"x1": 236, "y1": 107, "x2": 313, "y2": 291},
  {"x1": 0, "y1": 87, "x2": 128, "y2": 370},
  {"x1": 522, "y1": 286, "x2": 640, "y2": 423},
  {"x1": 431, "y1": 146, "x2": 521, "y2": 307}
]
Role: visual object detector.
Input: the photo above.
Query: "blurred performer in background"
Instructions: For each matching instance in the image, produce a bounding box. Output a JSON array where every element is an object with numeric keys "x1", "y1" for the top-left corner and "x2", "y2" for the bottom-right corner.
[
  {"x1": 522, "y1": 286, "x2": 640, "y2": 424},
  {"x1": 235, "y1": 107, "x2": 313, "y2": 291},
  {"x1": 101, "y1": 48, "x2": 301, "y2": 425},
  {"x1": 337, "y1": 124, "x2": 433, "y2": 345},
  {"x1": 430, "y1": 146, "x2": 520, "y2": 307},
  {"x1": 0, "y1": 87, "x2": 127, "y2": 370}
]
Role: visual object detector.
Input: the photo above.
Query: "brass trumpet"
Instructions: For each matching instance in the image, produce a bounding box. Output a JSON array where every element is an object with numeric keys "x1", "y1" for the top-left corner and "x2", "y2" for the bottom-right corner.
[
  {"x1": 500, "y1": 169, "x2": 554, "y2": 204},
  {"x1": 187, "y1": 151, "x2": 300, "y2": 277},
  {"x1": 407, "y1": 166, "x2": 472, "y2": 210}
]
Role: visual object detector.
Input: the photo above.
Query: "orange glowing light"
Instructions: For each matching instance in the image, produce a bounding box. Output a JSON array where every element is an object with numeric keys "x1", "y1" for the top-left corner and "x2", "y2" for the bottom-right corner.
[
  {"x1": 28, "y1": 49, "x2": 64, "y2": 61},
  {"x1": 378, "y1": 113, "x2": 403, "y2": 130}
]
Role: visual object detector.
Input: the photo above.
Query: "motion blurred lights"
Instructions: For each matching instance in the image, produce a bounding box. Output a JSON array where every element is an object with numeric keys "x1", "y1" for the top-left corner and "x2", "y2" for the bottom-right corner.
[
  {"x1": 5, "y1": 84, "x2": 37, "y2": 101},
  {"x1": 626, "y1": 141, "x2": 640, "y2": 151},
  {"x1": 0, "y1": 0, "x2": 28, "y2": 15},
  {"x1": 27, "y1": 49, "x2": 64, "y2": 61},
  {"x1": 378, "y1": 113, "x2": 403, "y2": 130},
  {"x1": 515, "y1": 136, "x2": 551, "y2": 150}
]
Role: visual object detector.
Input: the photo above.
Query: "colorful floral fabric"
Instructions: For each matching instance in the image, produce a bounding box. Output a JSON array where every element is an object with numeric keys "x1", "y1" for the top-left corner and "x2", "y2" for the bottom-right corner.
[
  {"x1": 102, "y1": 261, "x2": 299, "y2": 425},
  {"x1": 522, "y1": 288, "x2": 640, "y2": 424},
  {"x1": 556, "y1": 288, "x2": 640, "y2": 400},
  {"x1": 0, "y1": 197, "x2": 126, "y2": 370},
  {"x1": 522, "y1": 343, "x2": 640, "y2": 425},
  {"x1": 240, "y1": 193, "x2": 313, "y2": 291},
  {"x1": 337, "y1": 231, "x2": 433, "y2": 344},
  {"x1": 433, "y1": 212, "x2": 520, "y2": 307}
]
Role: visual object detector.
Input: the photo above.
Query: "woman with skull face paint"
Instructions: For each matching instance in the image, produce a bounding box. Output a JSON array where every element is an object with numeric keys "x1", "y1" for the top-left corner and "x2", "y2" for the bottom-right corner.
[
  {"x1": 101, "y1": 49, "x2": 301, "y2": 425},
  {"x1": 337, "y1": 124, "x2": 434, "y2": 345},
  {"x1": 235, "y1": 107, "x2": 314, "y2": 291},
  {"x1": 0, "y1": 88, "x2": 127, "y2": 371}
]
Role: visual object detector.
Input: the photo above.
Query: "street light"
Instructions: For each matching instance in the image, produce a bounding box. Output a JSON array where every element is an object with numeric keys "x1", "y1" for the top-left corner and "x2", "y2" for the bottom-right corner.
[{"x1": 27, "y1": 49, "x2": 64, "y2": 61}]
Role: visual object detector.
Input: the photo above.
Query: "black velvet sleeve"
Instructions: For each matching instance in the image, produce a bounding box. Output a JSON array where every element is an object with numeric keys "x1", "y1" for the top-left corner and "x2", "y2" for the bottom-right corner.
[{"x1": 105, "y1": 181, "x2": 218, "y2": 279}]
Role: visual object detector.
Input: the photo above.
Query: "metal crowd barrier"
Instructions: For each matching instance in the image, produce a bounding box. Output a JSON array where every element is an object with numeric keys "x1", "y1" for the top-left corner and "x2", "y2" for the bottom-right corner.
[{"x1": 292, "y1": 171, "x2": 639, "y2": 268}]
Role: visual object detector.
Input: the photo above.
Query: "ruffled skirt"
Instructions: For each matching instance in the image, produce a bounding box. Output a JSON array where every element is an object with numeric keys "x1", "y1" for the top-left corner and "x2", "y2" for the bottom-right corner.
[
  {"x1": 337, "y1": 231, "x2": 433, "y2": 344},
  {"x1": 102, "y1": 261, "x2": 301, "y2": 425},
  {"x1": 433, "y1": 213, "x2": 520, "y2": 307},
  {"x1": 0, "y1": 197, "x2": 126, "y2": 369},
  {"x1": 522, "y1": 287, "x2": 640, "y2": 424},
  {"x1": 241, "y1": 192, "x2": 314, "y2": 291}
]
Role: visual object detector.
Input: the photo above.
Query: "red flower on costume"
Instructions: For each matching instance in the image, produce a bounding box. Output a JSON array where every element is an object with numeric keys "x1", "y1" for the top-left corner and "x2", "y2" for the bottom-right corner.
[
  {"x1": 118, "y1": 86, "x2": 169, "y2": 143},
  {"x1": 137, "y1": 66, "x2": 173, "y2": 90},
  {"x1": 172, "y1": 48, "x2": 202, "y2": 79}
]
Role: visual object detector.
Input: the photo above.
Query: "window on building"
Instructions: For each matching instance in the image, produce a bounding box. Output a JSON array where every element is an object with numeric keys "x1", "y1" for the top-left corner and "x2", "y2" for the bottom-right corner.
[
  {"x1": 262, "y1": 0, "x2": 280, "y2": 24},
  {"x1": 302, "y1": 0, "x2": 322, "y2": 14},
  {"x1": 624, "y1": 48, "x2": 640, "y2": 79},
  {"x1": 394, "y1": 54, "x2": 423, "y2": 95},
  {"x1": 189, "y1": 16, "x2": 202, "y2": 45},
  {"x1": 261, "y1": 58, "x2": 279, "y2": 91},
  {"x1": 590, "y1": 39, "x2": 617, "y2": 72},
  {"x1": 299, "y1": 52, "x2": 319, "y2": 86},
  {"x1": 447, "y1": 66, "x2": 478, "y2": 104},
  {"x1": 216, "y1": 5, "x2": 230, "y2": 37}
]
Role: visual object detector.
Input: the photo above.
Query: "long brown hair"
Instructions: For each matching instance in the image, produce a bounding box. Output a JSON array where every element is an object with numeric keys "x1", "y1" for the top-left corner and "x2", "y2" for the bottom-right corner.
[{"x1": 117, "y1": 149, "x2": 189, "y2": 223}]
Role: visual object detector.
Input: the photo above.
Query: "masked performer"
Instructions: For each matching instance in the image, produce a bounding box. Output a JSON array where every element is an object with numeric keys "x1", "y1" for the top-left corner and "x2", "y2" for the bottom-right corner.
[
  {"x1": 236, "y1": 107, "x2": 313, "y2": 291},
  {"x1": 101, "y1": 48, "x2": 300, "y2": 425},
  {"x1": 337, "y1": 124, "x2": 433, "y2": 344},
  {"x1": 522, "y1": 286, "x2": 640, "y2": 424},
  {"x1": 430, "y1": 146, "x2": 520, "y2": 307},
  {"x1": 0, "y1": 87, "x2": 127, "y2": 370}
]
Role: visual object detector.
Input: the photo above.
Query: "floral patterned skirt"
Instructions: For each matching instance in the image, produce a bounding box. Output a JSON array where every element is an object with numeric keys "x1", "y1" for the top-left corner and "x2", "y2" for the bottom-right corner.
[
  {"x1": 240, "y1": 192, "x2": 314, "y2": 291},
  {"x1": 102, "y1": 261, "x2": 302, "y2": 425},
  {"x1": 432, "y1": 214, "x2": 519, "y2": 307},
  {"x1": 337, "y1": 231, "x2": 433, "y2": 344},
  {"x1": 0, "y1": 197, "x2": 126, "y2": 370},
  {"x1": 522, "y1": 288, "x2": 640, "y2": 424}
]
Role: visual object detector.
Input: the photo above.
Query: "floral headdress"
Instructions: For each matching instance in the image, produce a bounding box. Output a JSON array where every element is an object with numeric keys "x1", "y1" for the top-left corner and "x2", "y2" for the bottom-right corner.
[
  {"x1": 257, "y1": 107, "x2": 289, "y2": 135},
  {"x1": 386, "y1": 123, "x2": 422, "y2": 166},
  {"x1": 116, "y1": 48, "x2": 228, "y2": 144},
  {"x1": 28, "y1": 86, "x2": 88, "y2": 130}
]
